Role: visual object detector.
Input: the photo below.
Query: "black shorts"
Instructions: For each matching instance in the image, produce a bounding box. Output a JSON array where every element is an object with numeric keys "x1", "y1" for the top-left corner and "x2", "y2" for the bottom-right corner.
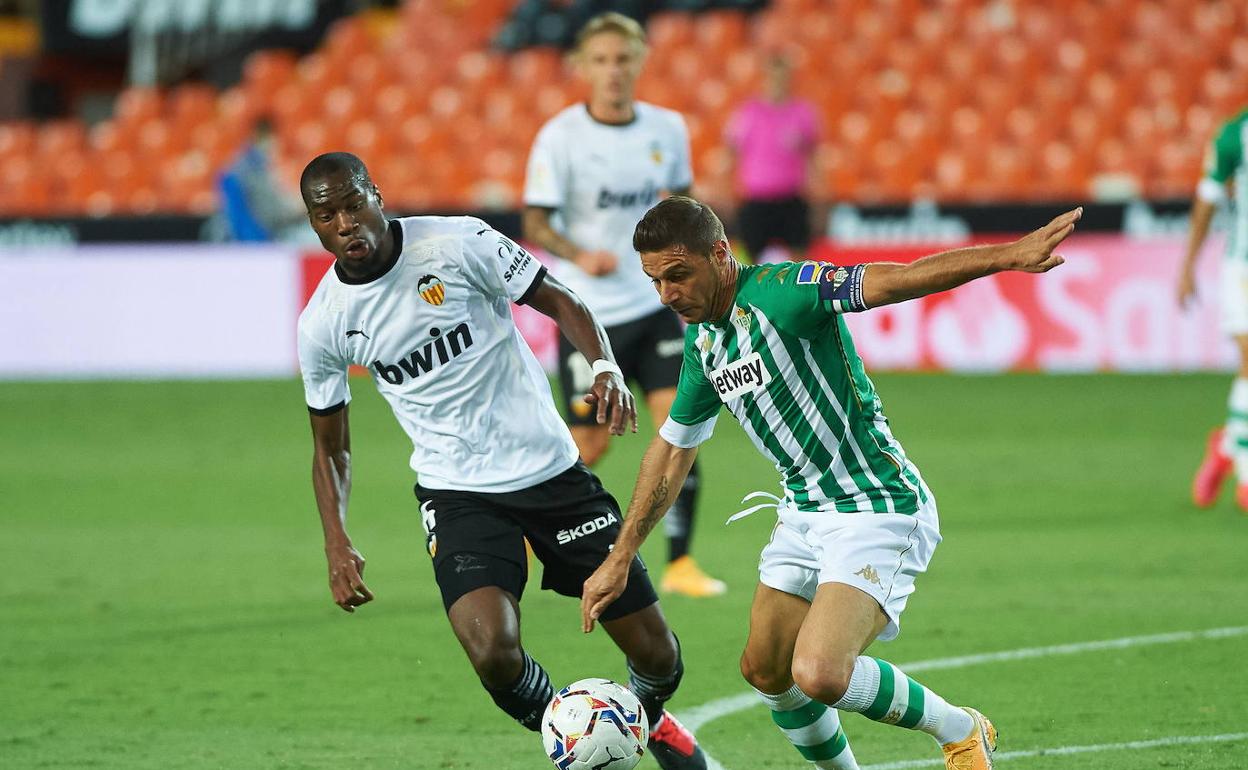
[
  {"x1": 414, "y1": 461, "x2": 658, "y2": 621},
  {"x1": 557, "y1": 306, "x2": 684, "y2": 425},
  {"x1": 738, "y1": 196, "x2": 811, "y2": 259}
]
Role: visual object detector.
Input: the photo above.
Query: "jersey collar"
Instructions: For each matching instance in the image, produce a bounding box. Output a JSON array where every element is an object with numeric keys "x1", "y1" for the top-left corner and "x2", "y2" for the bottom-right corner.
[{"x1": 583, "y1": 102, "x2": 638, "y2": 127}]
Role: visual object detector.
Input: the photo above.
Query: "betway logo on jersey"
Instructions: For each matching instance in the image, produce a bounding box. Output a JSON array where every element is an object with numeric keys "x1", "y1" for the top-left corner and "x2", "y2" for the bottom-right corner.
[
  {"x1": 556, "y1": 512, "x2": 619, "y2": 545},
  {"x1": 372, "y1": 323, "x2": 474, "y2": 385},
  {"x1": 709, "y1": 352, "x2": 772, "y2": 401},
  {"x1": 597, "y1": 181, "x2": 661, "y2": 210}
]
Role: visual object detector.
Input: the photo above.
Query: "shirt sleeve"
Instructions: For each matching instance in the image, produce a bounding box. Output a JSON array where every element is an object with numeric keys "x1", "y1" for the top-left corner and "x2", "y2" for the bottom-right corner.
[
  {"x1": 668, "y1": 114, "x2": 694, "y2": 191},
  {"x1": 523, "y1": 122, "x2": 566, "y2": 209},
  {"x1": 663, "y1": 327, "x2": 721, "y2": 447},
  {"x1": 1198, "y1": 121, "x2": 1243, "y2": 202},
  {"x1": 461, "y1": 219, "x2": 546, "y2": 303},
  {"x1": 298, "y1": 321, "x2": 350, "y2": 414}
]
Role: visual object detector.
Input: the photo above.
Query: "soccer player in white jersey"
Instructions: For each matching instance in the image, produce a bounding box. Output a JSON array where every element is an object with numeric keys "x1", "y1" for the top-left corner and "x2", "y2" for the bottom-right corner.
[
  {"x1": 523, "y1": 12, "x2": 725, "y2": 598},
  {"x1": 1177, "y1": 106, "x2": 1248, "y2": 512},
  {"x1": 582, "y1": 197, "x2": 1082, "y2": 770},
  {"x1": 297, "y1": 154, "x2": 708, "y2": 770}
]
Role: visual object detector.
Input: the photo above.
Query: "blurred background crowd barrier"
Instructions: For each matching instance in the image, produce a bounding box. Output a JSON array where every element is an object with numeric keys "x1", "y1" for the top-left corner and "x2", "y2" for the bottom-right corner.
[{"x1": 1, "y1": 0, "x2": 1243, "y2": 377}]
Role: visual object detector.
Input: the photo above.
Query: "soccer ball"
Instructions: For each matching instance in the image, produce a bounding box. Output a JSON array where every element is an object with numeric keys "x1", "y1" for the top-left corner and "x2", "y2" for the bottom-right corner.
[{"x1": 541, "y1": 677, "x2": 648, "y2": 770}]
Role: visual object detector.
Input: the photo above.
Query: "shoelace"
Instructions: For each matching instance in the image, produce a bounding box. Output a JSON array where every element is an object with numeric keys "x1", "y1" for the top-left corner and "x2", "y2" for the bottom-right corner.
[{"x1": 725, "y1": 490, "x2": 784, "y2": 524}]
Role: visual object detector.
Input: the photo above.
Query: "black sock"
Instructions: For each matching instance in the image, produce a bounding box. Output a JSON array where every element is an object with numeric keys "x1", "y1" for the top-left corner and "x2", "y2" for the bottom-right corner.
[
  {"x1": 666, "y1": 459, "x2": 700, "y2": 563},
  {"x1": 628, "y1": 637, "x2": 684, "y2": 730},
  {"x1": 484, "y1": 650, "x2": 552, "y2": 732}
]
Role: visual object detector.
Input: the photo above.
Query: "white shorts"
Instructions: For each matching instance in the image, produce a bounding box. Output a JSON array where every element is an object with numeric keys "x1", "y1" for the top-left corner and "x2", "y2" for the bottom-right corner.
[
  {"x1": 758, "y1": 497, "x2": 941, "y2": 642},
  {"x1": 1219, "y1": 259, "x2": 1248, "y2": 336}
]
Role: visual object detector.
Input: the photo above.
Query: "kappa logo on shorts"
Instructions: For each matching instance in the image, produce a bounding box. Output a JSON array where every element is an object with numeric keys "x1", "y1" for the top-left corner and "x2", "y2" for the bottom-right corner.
[
  {"x1": 709, "y1": 351, "x2": 772, "y2": 402},
  {"x1": 454, "y1": 554, "x2": 486, "y2": 573},
  {"x1": 854, "y1": 565, "x2": 882, "y2": 586},
  {"x1": 555, "y1": 512, "x2": 619, "y2": 546}
]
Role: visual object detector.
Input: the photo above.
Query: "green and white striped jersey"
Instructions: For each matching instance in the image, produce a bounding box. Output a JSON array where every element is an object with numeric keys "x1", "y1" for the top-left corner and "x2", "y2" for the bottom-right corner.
[
  {"x1": 659, "y1": 261, "x2": 928, "y2": 515},
  {"x1": 1201, "y1": 108, "x2": 1248, "y2": 261}
]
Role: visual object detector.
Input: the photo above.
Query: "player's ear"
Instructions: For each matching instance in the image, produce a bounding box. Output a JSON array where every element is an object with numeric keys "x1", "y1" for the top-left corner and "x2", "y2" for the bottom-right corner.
[
  {"x1": 712, "y1": 238, "x2": 731, "y2": 263},
  {"x1": 372, "y1": 184, "x2": 384, "y2": 210}
]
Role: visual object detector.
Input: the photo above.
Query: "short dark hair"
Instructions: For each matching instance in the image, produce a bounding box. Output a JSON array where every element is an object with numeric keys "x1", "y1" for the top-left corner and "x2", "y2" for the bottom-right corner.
[
  {"x1": 299, "y1": 152, "x2": 372, "y2": 202},
  {"x1": 632, "y1": 195, "x2": 726, "y2": 256}
]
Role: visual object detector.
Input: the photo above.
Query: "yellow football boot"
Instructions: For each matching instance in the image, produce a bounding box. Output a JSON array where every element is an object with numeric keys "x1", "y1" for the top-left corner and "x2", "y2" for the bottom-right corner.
[
  {"x1": 659, "y1": 556, "x2": 726, "y2": 598},
  {"x1": 941, "y1": 707, "x2": 997, "y2": 770}
]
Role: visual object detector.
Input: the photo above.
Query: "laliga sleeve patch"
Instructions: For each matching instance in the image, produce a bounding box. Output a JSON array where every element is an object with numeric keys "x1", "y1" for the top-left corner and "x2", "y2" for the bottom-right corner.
[{"x1": 818, "y1": 264, "x2": 868, "y2": 312}]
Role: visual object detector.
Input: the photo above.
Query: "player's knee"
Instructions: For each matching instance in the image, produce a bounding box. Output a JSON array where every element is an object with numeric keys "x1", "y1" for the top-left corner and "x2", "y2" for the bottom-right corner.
[
  {"x1": 791, "y1": 655, "x2": 854, "y2": 705},
  {"x1": 739, "y1": 649, "x2": 791, "y2": 695},
  {"x1": 463, "y1": 630, "x2": 524, "y2": 689},
  {"x1": 629, "y1": 629, "x2": 679, "y2": 676}
]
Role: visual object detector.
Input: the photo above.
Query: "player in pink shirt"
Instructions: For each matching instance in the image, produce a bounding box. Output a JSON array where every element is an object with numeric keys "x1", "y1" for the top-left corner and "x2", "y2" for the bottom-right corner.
[{"x1": 725, "y1": 53, "x2": 819, "y2": 261}]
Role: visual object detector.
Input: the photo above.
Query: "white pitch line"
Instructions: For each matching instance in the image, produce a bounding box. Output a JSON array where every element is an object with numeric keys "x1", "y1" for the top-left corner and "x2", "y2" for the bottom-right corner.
[
  {"x1": 680, "y1": 625, "x2": 1248, "y2": 769},
  {"x1": 679, "y1": 625, "x2": 1248, "y2": 733},
  {"x1": 860, "y1": 731, "x2": 1248, "y2": 769}
]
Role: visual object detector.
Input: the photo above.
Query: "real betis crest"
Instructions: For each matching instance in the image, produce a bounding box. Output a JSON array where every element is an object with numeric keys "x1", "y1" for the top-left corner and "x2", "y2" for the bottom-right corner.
[{"x1": 734, "y1": 306, "x2": 752, "y2": 331}]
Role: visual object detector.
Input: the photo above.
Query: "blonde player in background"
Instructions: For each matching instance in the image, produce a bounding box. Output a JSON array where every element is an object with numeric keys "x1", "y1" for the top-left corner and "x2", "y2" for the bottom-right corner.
[
  {"x1": 523, "y1": 12, "x2": 725, "y2": 598},
  {"x1": 1178, "y1": 106, "x2": 1248, "y2": 512}
]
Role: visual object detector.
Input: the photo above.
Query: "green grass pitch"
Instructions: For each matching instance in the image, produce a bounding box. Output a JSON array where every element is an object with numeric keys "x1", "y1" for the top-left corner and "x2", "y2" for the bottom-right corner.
[{"x1": 2, "y1": 374, "x2": 1245, "y2": 769}]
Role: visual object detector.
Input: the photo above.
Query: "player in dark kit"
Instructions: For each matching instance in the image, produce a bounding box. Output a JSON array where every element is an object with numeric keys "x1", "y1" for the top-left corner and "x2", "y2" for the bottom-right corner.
[{"x1": 297, "y1": 152, "x2": 707, "y2": 769}]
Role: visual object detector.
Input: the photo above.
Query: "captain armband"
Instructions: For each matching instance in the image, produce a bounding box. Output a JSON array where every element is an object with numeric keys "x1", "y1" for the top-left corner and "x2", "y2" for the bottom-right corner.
[{"x1": 817, "y1": 263, "x2": 868, "y2": 313}]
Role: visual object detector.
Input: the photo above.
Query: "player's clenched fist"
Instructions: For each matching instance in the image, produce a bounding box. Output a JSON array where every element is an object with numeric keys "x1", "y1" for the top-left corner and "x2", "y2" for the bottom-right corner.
[
  {"x1": 326, "y1": 542, "x2": 373, "y2": 613},
  {"x1": 1005, "y1": 206, "x2": 1082, "y2": 273}
]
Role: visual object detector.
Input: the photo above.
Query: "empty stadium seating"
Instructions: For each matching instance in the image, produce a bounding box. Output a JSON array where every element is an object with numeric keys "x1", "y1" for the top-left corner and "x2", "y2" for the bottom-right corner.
[{"x1": 1, "y1": 0, "x2": 1246, "y2": 217}]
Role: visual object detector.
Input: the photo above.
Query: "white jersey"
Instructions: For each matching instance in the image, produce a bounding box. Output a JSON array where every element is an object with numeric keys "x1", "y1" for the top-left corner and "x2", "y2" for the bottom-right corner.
[
  {"x1": 298, "y1": 216, "x2": 579, "y2": 493},
  {"x1": 524, "y1": 102, "x2": 693, "y2": 327}
]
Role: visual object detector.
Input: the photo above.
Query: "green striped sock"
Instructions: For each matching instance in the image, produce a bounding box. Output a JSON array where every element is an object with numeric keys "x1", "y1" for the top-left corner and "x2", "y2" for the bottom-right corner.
[
  {"x1": 1226, "y1": 378, "x2": 1248, "y2": 478},
  {"x1": 755, "y1": 684, "x2": 858, "y2": 769},
  {"x1": 830, "y1": 657, "x2": 974, "y2": 745}
]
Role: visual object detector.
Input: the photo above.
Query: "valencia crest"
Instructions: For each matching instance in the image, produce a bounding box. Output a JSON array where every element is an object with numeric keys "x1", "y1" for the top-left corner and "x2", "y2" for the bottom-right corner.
[{"x1": 418, "y1": 274, "x2": 446, "y2": 306}]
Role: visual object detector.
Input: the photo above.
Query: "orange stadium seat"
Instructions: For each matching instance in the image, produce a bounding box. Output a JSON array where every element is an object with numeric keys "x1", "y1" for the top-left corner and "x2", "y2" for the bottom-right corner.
[
  {"x1": 10, "y1": 0, "x2": 1248, "y2": 216},
  {"x1": 647, "y1": 12, "x2": 695, "y2": 50},
  {"x1": 0, "y1": 121, "x2": 36, "y2": 160},
  {"x1": 243, "y1": 50, "x2": 297, "y2": 104},
  {"x1": 113, "y1": 87, "x2": 163, "y2": 127}
]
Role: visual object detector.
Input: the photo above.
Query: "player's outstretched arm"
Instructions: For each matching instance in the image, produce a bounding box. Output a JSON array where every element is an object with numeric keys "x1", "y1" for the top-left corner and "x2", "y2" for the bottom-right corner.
[
  {"x1": 1177, "y1": 197, "x2": 1218, "y2": 308},
  {"x1": 309, "y1": 407, "x2": 373, "y2": 613},
  {"x1": 581, "y1": 435, "x2": 697, "y2": 632},
  {"x1": 527, "y1": 274, "x2": 638, "y2": 435},
  {"x1": 860, "y1": 207, "x2": 1082, "y2": 309}
]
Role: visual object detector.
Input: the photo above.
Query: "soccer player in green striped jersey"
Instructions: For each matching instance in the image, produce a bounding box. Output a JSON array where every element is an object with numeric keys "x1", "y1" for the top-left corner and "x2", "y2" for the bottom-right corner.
[
  {"x1": 1178, "y1": 106, "x2": 1248, "y2": 512},
  {"x1": 582, "y1": 196, "x2": 1081, "y2": 770}
]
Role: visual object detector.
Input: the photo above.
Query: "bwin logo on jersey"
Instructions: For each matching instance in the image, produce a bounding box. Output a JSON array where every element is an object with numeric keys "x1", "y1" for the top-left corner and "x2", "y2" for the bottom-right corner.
[
  {"x1": 372, "y1": 323, "x2": 474, "y2": 384},
  {"x1": 709, "y1": 351, "x2": 772, "y2": 402},
  {"x1": 597, "y1": 180, "x2": 661, "y2": 210},
  {"x1": 556, "y1": 512, "x2": 619, "y2": 545}
]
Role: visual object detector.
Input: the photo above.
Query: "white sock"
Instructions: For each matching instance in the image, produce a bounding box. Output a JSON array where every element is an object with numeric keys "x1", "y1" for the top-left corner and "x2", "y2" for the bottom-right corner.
[
  {"x1": 1225, "y1": 378, "x2": 1248, "y2": 479},
  {"x1": 755, "y1": 684, "x2": 859, "y2": 769},
  {"x1": 830, "y1": 657, "x2": 975, "y2": 745}
]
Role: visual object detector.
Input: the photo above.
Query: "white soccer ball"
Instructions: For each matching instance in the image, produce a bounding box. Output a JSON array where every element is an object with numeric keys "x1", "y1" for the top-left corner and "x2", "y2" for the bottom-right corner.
[{"x1": 541, "y1": 677, "x2": 648, "y2": 770}]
